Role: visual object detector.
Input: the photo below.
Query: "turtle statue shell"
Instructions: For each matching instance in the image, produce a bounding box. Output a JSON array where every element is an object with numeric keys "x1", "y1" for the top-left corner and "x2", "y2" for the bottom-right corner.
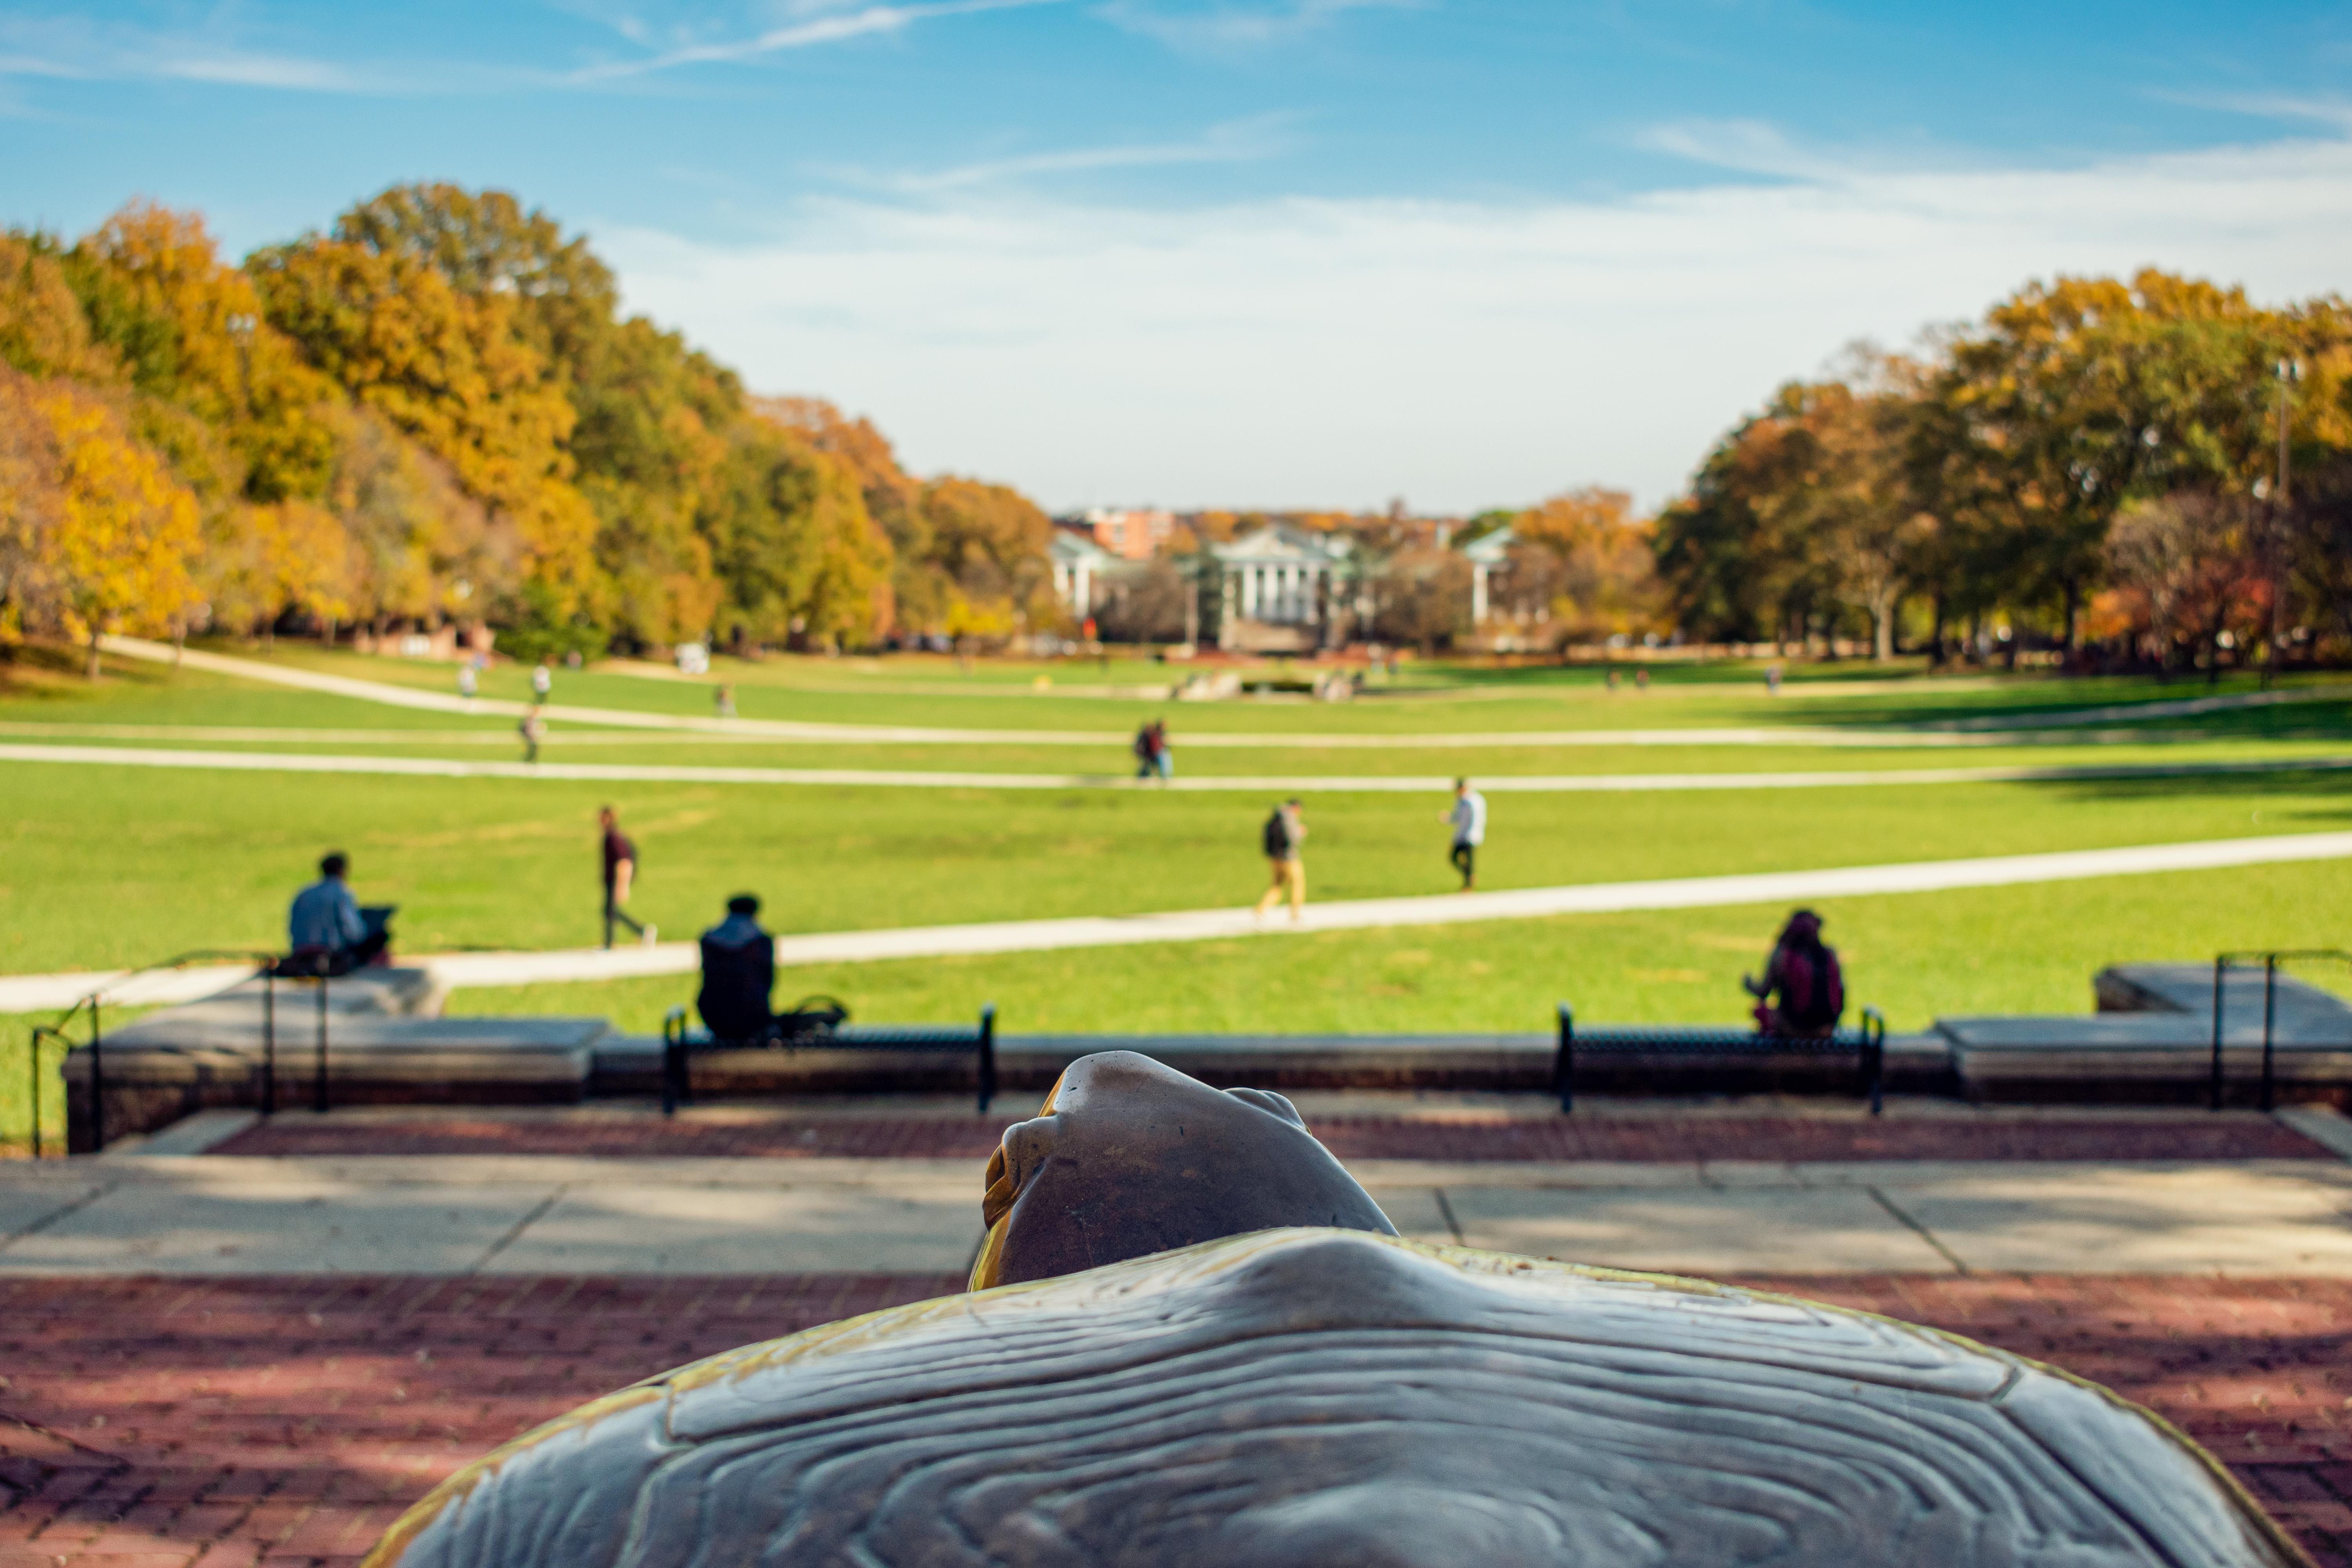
[{"x1": 366, "y1": 1228, "x2": 2308, "y2": 1567}]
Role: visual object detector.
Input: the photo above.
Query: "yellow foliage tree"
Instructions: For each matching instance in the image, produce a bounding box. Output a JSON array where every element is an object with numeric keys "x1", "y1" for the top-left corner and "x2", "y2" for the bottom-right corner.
[
  {"x1": 248, "y1": 236, "x2": 599, "y2": 599},
  {"x1": 73, "y1": 203, "x2": 343, "y2": 505},
  {"x1": 0, "y1": 370, "x2": 201, "y2": 674},
  {"x1": 1509, "y1": 487, "x2": 1668, "y2": 644}
]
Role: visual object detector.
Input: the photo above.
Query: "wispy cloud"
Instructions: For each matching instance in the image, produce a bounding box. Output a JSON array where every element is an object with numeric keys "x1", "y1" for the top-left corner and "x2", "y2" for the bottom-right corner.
[
  {"x1": 568, "y1": 0, "x2": 1072, "y2": 82},
  {"x1": 599, "y1": 123, "x2": 2352, "y2": 513},
  {"x1": 0, "y1": 14, "x2": 367, "y2": 90},
  {"x1": 1097, "y1": 0, "x2": 1418, "y2": 54},
  {"x1": 829, "y1": 114, "x2": 1292, "y2": 193}
]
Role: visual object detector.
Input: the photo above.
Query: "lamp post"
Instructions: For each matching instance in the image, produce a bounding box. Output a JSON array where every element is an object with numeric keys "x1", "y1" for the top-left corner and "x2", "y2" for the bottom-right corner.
[{"x1": 2267, "y1": 359, "x2": 2301, "y2": 686}]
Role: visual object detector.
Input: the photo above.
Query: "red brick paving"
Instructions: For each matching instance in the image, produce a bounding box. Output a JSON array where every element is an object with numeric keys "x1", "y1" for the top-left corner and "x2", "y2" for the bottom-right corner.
[
  {"x1": 211, "y1": 1111, "x2": 2334, "y2": 1164},
  {"x1": 0, "y1": 1274, "x2": 2344, "y2": 1566}
]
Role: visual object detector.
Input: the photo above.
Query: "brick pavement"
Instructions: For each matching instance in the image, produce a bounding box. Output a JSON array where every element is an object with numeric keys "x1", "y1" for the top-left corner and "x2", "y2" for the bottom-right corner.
[
  {"x1": 211, "y1": 1111, "x2": 2334, "y2": 1164},
  {"x1": 0, "y1": 1273, "x2": 2344, "y2": 1566}
]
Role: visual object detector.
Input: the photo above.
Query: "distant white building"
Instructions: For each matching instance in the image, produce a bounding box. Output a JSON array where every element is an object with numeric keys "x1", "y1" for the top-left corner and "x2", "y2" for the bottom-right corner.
[
  {"x1": 1211, "y1": 523, "x2": 1357, "y2": 651},
  {"x1": 1459, "y1": 525, "x2": 1514, "y2": 624},
  {"x1": 1050, "y1": 526, "x2": 1118, "y2": 617}
]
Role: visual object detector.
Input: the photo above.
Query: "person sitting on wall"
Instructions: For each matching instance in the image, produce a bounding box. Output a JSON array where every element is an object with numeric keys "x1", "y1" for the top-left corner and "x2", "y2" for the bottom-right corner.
[
  {"x1": 286, "y1": 852, "x2": 389, "y2": 974},
  {"x1": 697, "y1": 895, "x2": 777, "y2": 1044},
  {"x1": 1741, "y1": 908, "x2": 1844, "y2": 1038}
]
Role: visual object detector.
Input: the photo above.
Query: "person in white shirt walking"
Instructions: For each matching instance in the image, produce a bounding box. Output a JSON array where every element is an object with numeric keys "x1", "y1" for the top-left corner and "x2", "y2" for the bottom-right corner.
[{"x1": 1442, "y1": 778, "x2": 1486, "y2": 891}]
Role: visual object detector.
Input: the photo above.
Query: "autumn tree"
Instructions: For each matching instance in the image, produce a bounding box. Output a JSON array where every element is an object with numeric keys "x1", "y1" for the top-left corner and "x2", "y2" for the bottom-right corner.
[
  {"x1": 247, "y1": 230, "x2": 600, "y2": 600},
  {"x1": 2105, "y1": 491, "x2": 2269, "y2": 679},
  {"x1": 1507, "y1": 487, "x2": 1668, "y2": 647},
  {"x1": 917, "y1": 476, "x2": 1056, "y2": 639},
  {"x1": 0, "y1": 370, "x2": 201, "y2": 673}
]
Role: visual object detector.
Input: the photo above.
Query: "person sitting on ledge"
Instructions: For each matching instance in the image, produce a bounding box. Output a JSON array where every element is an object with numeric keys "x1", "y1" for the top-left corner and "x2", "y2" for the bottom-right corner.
[
  {"x1": 287, "y1": 852, "x2": 388, "y2": 972},
  {"x1": 696, "y1": 894, "x2": 776, "y2": 1044},
  {"x1": 1742, "y1": 907, "x2": 1843, "y2": 1038}
]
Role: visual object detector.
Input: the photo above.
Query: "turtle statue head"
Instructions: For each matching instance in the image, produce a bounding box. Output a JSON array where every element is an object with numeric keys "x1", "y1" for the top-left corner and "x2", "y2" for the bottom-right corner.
[{"x1": 972, "y1": 1049, "x2": 1396, "y2": 1288}]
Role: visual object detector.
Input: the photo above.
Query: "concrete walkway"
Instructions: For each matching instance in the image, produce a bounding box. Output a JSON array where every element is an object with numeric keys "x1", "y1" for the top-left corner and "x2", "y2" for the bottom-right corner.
[
  {"x1": 7, "y1": 830, "x2": 2349, "y2": 1011},
  {"x1": 4, "y1": 1125, "x2": 2348, "y2": 1276},
  {"x1": 8, "y1": 738, "x2": 2350, "y2": 795}
]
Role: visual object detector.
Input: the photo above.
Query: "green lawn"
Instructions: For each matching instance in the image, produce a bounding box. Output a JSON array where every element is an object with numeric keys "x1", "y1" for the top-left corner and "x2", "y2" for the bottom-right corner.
[
  {"x1": 4, "y1": 642, "x2": 2348, "y2": 1151},
  {"x1": 3, "y1": 758, "x2": 2346, "y2": 974},
  {"x1": 443, "y1": 860, "x2": 2352, "y2": 1040}
]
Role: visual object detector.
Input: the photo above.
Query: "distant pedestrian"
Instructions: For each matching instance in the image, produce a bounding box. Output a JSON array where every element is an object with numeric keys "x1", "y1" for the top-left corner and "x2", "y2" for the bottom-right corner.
[
  {"x1": 532, "y1": 660, "x2": 553, "y2": 700},
  {"x1": 1441, "y1": 777, "x2": 1486, "y2": 891},
  {"x1": 457, "y1": 663, "x2": 477, "y2": 701},
  {"x1": 1133, "y1": 721, "x2": 1156, "y2": 780},
  {"x1": 1634, "y1": 667, "x2": 1650, "y2": 691},
  {"x1": 599, "y1": 806, "x2": 656, "y2": 949},
  {"x1": 1253, "y1": 798, "x2": 1307, "y2": 923},
  {"x1": 518, "y1": 704, "x2": 546, "y2": 763},
  {"x1": 1606, "y1": 667, "x2": 1621, "y2": 691},
  {"x1": 714, "y1": 683, "x2": 736, "y2": 719},
  {"x1": 1764, "y1": 662, "x2": 1783, "y2": 696},
  {"x1": 1149, "y1": 719, "x2": 1173, "y2": 782}
]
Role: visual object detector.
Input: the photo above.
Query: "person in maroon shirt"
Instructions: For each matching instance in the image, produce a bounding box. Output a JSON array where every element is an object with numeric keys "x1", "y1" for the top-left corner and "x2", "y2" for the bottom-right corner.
[{"x1": 598, "y1": 806, "x2": 656, "y2": 949}]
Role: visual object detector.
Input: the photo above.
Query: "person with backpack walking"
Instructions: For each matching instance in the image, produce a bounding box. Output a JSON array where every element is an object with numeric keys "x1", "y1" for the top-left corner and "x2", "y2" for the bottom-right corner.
[
  {"x1": 1743, "y1": 909, "x2": 1843, "y2": 1037},
  {"x1": 1252, "y1": 798, "x2": 1307, "y2": 923},
  {"x1": 1440, "y1": 777, "x2": 1485, "y2": 891}
]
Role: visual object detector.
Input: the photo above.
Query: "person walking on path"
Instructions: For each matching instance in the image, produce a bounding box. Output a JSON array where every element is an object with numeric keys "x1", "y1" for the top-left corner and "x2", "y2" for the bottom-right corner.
[
  {"x1": 1441, "y1": 777, "x2": 1486, "y2": 891},
  {"x1": 1143, "y1": 719, "x2": 1174, "y2": 783},
  {"x1": 457, "y1": 663, "x2": 477, "y2": 702},
  {"x1": 599, "y1": 806, "x2": 657, "y2": 949},
  {"x1": 1253, "y1": 798, "x2": 1307, "y2": 924},
  {"x1": 518, "y1": 704, "x2": 547, "y2": 763},
  {"x1": 533, "y1": 659, "x2": 554, "y2": 701},
  {"x1": 1133, "y1": 721, "x2": 1157, "y2": 780}
]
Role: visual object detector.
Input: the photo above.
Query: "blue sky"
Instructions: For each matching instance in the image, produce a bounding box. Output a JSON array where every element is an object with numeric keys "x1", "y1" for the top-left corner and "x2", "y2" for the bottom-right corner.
[{"x1": 7, "y1": 1, "x2": 2352, "y2": 511}]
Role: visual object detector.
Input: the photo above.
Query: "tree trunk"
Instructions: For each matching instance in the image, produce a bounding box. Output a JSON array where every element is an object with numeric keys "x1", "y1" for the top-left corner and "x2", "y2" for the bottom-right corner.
[
  {"x1": 2062, "y1": 580, "x2": 2082, "y2": 654},
  {"x1": 1871, "y1": 588, "x2": 1895, "y2": 662},
  {"x1": 85, "y1": 625, "x2": 102, "y2": 680}
]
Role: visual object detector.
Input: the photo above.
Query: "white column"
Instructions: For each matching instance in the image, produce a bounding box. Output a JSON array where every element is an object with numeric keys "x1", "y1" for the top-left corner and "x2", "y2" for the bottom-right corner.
[
  {"x1": 1472, "y1": 563, "x2": 1489, "y2": 624},
  {"x1": 1076, "y1": 563, "x2": 1092, "y2": 615},
  {"x1": 1242, "y1": 566, "x2": 1258, "y2": 619}
]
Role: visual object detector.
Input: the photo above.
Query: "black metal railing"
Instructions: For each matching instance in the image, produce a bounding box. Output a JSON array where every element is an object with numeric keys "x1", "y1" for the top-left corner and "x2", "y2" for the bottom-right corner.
[
  {"x1": 2210, "y1": 949, "x2": 2352, "y2": 1112},
  {"x1": 24, "y1": 948, "x2": 282, "y2": 1156}
]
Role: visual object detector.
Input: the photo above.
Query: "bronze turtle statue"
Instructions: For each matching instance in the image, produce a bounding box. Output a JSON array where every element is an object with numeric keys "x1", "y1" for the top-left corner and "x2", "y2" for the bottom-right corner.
[{"x1": 365, "y1": 1052, "x2": 2311, "y2": 1567}]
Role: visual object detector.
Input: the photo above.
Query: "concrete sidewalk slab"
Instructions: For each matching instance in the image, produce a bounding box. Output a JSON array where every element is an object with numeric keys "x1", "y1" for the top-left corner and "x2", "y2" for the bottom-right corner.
[
  {"x1": 1442, "y1": 1184, "x2": 1954, "y2": 1273},
  {"x1": 1879, "y1": 1165, "x2": 2352, "y2": 1275},
  {"x1": 10, "y1": 1151, "x2": 2351, "y2": 1277},
  {"x1": 0, "y1": 1173, "x2": 555, "y2": 1274},
  {"x1": 490, "y1": 1184, "x2": 981, "y2": 1274}
]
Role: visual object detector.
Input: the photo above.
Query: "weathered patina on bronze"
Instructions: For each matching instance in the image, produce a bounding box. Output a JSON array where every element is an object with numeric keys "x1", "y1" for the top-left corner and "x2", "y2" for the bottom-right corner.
[{"x1": 364, "y1": 1053, "x2": 2314, "y2": 1568}]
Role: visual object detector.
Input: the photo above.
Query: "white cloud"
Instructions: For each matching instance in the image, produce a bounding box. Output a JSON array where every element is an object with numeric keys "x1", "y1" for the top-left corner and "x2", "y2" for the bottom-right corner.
[
  {"x1": 568, "y1": 0, "x2": 1072, "y2": 81},
  {"x1": 833, "y1": 115, "x2": 1292, "y2": 193},
  {"x1": 1098, "y1": 0, "x2": 1418, "y2": 53},
  {"x1": 601, "y1": 127, "x2": 2352, "y2": 514},
  {"x1": 0, "y1": 14, "x2": 365, "y2": 90}
]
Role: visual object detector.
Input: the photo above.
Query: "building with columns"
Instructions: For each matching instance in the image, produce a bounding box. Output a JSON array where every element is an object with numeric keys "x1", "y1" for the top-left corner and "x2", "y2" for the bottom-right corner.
[
  {"x1": 1211, "y1": 523, "x2": 1357, "y2": 651},
  {"x1": 1460, "y1": 525, "x2": 1513, "y2": 626},
  {"x1": 1050, "y1": 526, "x2": 1117, "y2": 619}
]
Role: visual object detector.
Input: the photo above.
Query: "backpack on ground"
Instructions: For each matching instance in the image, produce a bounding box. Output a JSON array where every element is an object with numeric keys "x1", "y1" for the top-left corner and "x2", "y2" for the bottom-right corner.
[
  {"x1": 1262, "y1": 809, "x2": 1292, "y2": 858},
  {"x1": 1781, "y1": 944, "x2": 1844, "y2": 1031}
]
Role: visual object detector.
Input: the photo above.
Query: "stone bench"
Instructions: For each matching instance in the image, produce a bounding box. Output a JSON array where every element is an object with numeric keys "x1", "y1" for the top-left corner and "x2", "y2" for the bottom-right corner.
[
  {"x1": 659, "y1": 1006, "x2": 1000, "y2": 1113},
  {"x1": 1553, "y1": 1004, "x2": 1890, "y2": 1114}
]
